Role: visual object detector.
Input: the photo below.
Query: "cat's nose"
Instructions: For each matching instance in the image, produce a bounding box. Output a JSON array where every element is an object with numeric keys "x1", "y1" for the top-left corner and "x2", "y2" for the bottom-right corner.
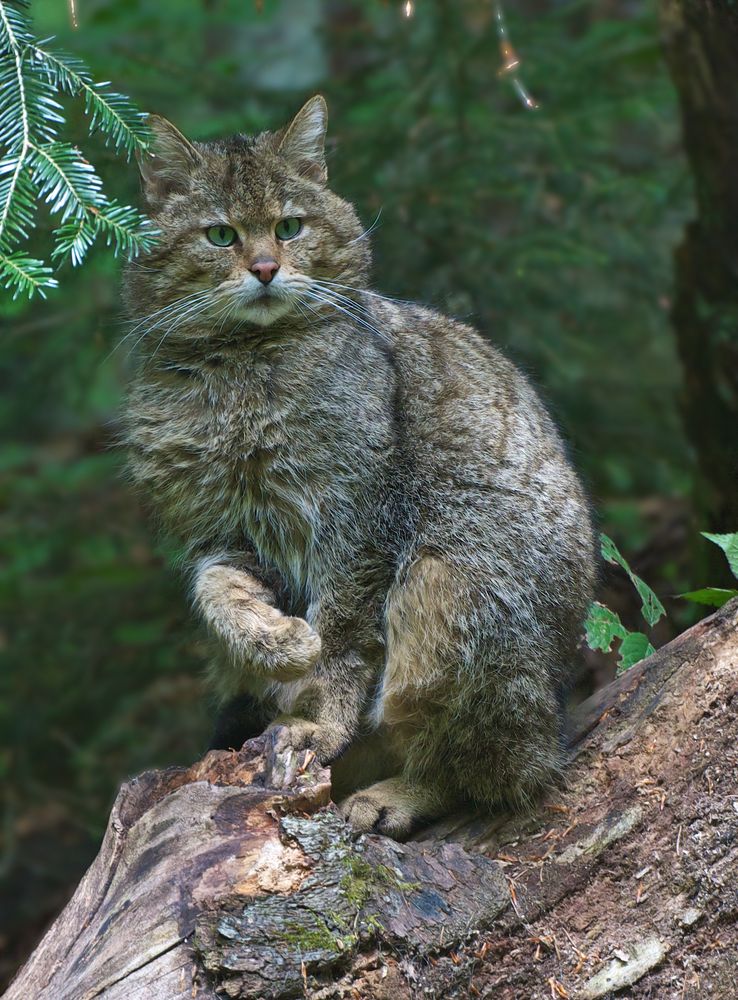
[{"x1": 249, "y1": 258, "x2": 280, "y2": 285}]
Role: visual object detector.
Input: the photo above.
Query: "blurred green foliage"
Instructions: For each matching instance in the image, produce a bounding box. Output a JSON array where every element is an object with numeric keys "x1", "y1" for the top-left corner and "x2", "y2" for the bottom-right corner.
[{"x1": 0, "y1": 0, "x2": 699, "y2": 979}]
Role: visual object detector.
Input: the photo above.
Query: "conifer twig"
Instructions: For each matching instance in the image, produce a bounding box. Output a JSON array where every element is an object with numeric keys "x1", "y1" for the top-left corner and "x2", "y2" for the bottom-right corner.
[{"x1": 0, "y1": 0, "x2": 155, "y2": 299}]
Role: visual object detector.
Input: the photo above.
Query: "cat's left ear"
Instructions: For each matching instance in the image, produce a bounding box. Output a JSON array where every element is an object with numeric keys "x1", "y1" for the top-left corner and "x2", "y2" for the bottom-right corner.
[{"x1": 278, "y1": 95, "x2": 328, "y2": 185}]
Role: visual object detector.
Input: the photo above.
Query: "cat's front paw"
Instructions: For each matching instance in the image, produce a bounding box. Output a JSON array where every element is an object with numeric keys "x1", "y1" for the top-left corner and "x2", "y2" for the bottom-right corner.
[
  {"x1": 263, "y1": 718, "x2": 348, "y2": 788},
  {"x1": 194, "y1": 563, "x2": 321, "y2": 680},
  {"x1": 263, "y1": 718, "x2": 321, "y2": 789},
  {"x1": 258, "y1": 609, "x2": 322, "y2": 681}
]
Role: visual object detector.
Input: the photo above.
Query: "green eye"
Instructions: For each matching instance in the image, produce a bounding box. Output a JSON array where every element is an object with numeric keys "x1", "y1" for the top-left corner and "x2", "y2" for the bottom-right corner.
[
  {"x1": 275, "y1": 217, "x2": 302, "y2": 241},
  {"x1": 206, "y1": 225, "x2": 238, "y2": 247}
]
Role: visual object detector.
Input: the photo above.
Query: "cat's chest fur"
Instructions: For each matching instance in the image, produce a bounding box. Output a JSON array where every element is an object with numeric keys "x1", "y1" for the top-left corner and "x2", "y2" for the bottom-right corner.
[{"x1": 128, "y1": 355, "x2": 329, "y2": 591}]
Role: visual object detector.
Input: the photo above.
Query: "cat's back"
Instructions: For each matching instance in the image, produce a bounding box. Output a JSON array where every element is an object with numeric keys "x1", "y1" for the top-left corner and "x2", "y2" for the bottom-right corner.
[
  {"x1": 373, "y1": 296, "x2": 571, "y2": 474},
  {"x1": 371, "y1": 295, "x2": 594, "y2": 590}
]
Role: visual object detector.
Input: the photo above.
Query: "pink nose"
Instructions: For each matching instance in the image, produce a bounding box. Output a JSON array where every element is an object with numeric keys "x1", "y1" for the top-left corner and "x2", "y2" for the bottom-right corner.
[{"x1": 250, "y1": 258, "x2": 280, "y2": 284}]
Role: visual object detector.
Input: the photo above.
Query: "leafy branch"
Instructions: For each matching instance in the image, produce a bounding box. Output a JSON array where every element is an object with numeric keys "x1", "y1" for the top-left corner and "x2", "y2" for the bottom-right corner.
[
  {"x1": 585, "y1": 529, "x2": 738, "y2": 672},
  {"x1": 0, "y1": 0, "x2": 156, "y2": 299},
  {"x1": 585, "y1": 534, "x2": 666, "y2": 673},
  {"x1": 679, "y1": 532, "x2": 738, "y2": 609}
]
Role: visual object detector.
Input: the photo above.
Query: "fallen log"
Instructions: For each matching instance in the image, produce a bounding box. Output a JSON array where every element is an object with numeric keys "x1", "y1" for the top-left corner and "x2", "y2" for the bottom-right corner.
[{"x1": 5, "y1": 599, "x2": 738, "y2": 999}]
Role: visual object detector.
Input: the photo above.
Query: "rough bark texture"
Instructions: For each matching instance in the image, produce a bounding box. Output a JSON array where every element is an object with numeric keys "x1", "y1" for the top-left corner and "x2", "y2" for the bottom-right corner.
[
  {"x1": 660, "y1": 0, "x2": 738, "y2": 532},
  {"x1": 5, "y1": 600, "x2": 738, "y2": 1000}
]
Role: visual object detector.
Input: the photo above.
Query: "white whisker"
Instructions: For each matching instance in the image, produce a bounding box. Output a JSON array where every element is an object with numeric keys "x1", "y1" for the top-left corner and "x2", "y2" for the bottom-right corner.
[
  {"x1": 347, "y1": 207, "x2": 383, "y2": 245},
  {"x1": 299, "y1": 286, "x2": 391, "y2": 347},
  {"x1": 311, "y1": 276, "x2": 412, "y2": 307},
  {"x1": 122, "y1": 289, "x2": 213, "y2": 341},
  {"x1": 102, "y1": 290, "x2": 215, "y2": 368},
  {"x1": 146, "y1": 291, "x2": 221, "y2": 365}
]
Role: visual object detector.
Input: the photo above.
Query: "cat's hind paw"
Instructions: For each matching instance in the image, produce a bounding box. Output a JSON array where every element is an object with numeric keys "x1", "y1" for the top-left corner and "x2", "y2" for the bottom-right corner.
[{"x1": 340, "y1": 777, "x2": 435, "y2": 840}]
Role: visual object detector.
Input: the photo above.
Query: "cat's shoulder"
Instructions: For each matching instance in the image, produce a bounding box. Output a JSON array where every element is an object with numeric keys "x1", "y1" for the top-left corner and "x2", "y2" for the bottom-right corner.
[{"x1": 369, "y1": 294, "x2": 521, "y2": 385}]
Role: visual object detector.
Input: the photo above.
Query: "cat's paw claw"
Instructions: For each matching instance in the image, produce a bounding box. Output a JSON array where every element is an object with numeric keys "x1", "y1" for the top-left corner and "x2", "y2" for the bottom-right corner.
[{"x1": 263, "y1": 720, "x2": 320, "y2": 789}]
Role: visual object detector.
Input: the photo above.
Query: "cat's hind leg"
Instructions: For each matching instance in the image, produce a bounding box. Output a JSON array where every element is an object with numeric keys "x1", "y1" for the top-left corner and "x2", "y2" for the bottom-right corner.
[
  {"x1": 340, "y1": 553, "x2": 465, "y2": 836},
  {"x1": 340, "y1": 551, "x2": 565, "y2": 838}
]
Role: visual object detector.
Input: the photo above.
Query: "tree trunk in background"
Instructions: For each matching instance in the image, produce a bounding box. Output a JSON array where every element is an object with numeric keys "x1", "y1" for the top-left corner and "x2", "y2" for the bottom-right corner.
[
  {"x1": 660, "y1": 0, "x2": 738, "y2": 541},
  {"x1": 6, "y1": 600, "x2": 738, "y2": 999}
]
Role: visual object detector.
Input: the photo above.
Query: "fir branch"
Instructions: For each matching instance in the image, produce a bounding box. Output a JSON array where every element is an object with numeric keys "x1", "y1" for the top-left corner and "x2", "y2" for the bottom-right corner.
[
  {"x1": 0, "y1": 0, "x2": 32, "y2": 51},
  {"x1": 52, "y1": 202, "x2": 156, "y2": 267},
  {"x1": 50, "y1": 215, "x2": 96, "y2": 267},
  {"x1": 92, "y1": 201, "x2": 158, "y2": 256},
  {"x1": 0, "y1": 42, "x2": 63, "y2": 152},
  {"x1": 0, "y1": 248, "x2": 57, "y2": 298},
  {"x1": 30, "y1": 45, "x2": 149, "y2": 158},
  {"x1": 0, "y1": 0, "x2": 154, "y2": 298},
  {"x1": 29, "y1": 141, "x2": 105, "y2": 222},
  {"x1": 0, "y1": 158, "x2": 36, "y2": 249},
  {"x1": 0, "y1": 0, "x2": 32, "y2": 247}
]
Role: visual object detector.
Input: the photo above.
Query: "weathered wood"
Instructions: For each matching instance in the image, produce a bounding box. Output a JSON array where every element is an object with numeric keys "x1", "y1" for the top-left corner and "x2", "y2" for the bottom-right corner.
[{"x1": 5, "y1": 600, "x2": 738, "y2": 999}]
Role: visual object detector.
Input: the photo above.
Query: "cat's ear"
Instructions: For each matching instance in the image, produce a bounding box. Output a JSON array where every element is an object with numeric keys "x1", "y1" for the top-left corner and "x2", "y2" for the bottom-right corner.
[
  {"x1": 277, "y1": 96, "x2": 328, "y2": 185},
  {"x1": 137, "y1": 115, "x2": 201, "y2": 206}
]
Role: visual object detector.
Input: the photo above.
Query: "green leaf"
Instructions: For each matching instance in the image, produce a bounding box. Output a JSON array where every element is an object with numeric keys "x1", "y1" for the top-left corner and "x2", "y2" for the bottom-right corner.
[
  {"x1": 52, "y1": 204, "x2": 158, "y2": 268},
  {"x1": 601, "y1": 533, "x2": 666, "y2": 626},
  {"x1": 0, "y1": 51, "x2": 62, "y2": 152},
  {"x1": 0, "y1": 160, "x2": 37, "y2": 251},
  {"x1": 0, "y1": 0, "x2": 33, "y2": 50},
  {"x1": 93, "y1": 201, "x2": 159, "y2": 257},
  {"x1": 701, "y1": 532, "x2": 738, "y2": 580},
  {"x1": 584, "y1": 601, "x2": 626, "y2": 653},
  {"x1": 679, "y1": 587, "x2": 738, "y2": 609},
  {"x1": 0, "y1": 0, "x2": 154, "y2": 297},
  {"x1": 617, "y1": 631, "x2": 655, "y2": 673}
]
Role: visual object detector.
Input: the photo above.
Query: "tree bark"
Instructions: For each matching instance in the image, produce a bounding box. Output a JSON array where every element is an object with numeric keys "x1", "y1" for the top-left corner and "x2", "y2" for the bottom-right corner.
[
  {"x1": 5, "y1": 599, "x2": 738, "y2": 1000},
  {"x1": 660, "y1": 0, "x2": 738, "y2": 535}
]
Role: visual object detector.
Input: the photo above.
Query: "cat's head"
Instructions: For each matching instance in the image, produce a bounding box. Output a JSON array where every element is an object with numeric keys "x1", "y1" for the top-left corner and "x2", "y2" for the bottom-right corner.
[{"x1": 127, "y1": 97, "x2": 370, "y2": 334}]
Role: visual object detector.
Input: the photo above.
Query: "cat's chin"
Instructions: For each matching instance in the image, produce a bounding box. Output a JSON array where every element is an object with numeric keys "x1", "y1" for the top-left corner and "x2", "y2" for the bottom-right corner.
[{"x1": 232, "y1": 298, "x2": 293, "y2": 327}]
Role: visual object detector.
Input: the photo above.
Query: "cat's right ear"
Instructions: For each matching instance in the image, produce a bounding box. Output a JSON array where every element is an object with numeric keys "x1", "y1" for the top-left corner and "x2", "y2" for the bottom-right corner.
[{"x1": 137, "y1": 115, "x2": 201, "y2": 208}]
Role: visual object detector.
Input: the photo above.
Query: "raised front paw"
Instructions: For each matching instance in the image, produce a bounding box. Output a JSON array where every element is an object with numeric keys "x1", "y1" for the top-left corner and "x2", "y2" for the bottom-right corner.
[
  {"x1": 194, "y1": 563, "x2": 321, "y2": 681},
  {"x1": 256, "y1": 608, "x2": 322, "y2": 681}
]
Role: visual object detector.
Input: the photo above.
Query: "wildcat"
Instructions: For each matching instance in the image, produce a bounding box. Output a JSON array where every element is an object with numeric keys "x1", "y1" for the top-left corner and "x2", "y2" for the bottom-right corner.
[{"x1": 123, "y1": 96, "x2": 596, "y2": 838}]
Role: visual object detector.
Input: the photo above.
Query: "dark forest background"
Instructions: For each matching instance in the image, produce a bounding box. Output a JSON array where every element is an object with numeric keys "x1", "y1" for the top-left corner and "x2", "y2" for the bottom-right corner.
[{"x1": 2, "y1": 0, "x2": 735, "y2": 985}]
